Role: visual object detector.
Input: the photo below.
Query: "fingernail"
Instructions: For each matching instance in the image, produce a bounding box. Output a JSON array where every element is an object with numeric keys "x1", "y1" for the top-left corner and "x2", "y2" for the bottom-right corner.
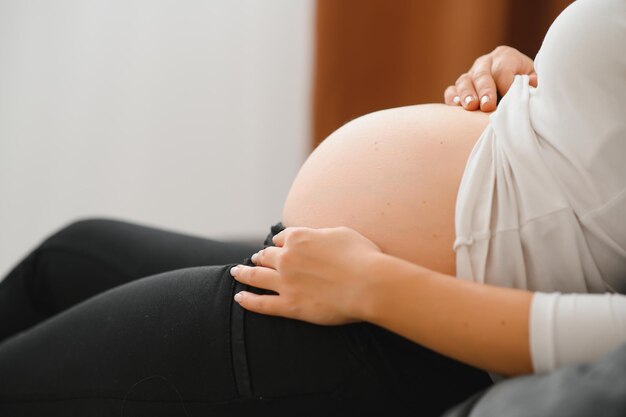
[
  {"x1": 464, "y1": 96, "x2": 474, "y2": 106},
  {"x1": 229, "y1": 266, "x2": 239, "y2": 276},
  {"x1": 480, "y1": 95, "x2": 489, "y2": 106},
  {"x1": 251, "y1": 253, "x2": 258, "y2": 263},
  {"x1": 234, "y1": 292, "x2": 244, "y2": 302},
  {"x1": 453, "y1": 96, "x2": 461, "y2": 105}
]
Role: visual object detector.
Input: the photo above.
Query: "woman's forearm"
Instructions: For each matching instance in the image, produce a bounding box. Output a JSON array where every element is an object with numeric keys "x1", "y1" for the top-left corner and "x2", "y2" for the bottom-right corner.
[{"x1": 354, "y1": 252, "x2": 534, "y2": 376}]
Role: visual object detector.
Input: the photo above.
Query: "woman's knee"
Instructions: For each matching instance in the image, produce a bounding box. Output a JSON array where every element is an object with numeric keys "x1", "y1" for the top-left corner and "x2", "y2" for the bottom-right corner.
[{"x1": 40, "y1": 217, "x2": 128, "y2": 249}]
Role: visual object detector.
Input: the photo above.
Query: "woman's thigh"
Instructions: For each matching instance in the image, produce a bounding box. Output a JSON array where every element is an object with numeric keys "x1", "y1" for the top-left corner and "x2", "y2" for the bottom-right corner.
[
  {"x1": 23, "y1": 217, "x2": 261, "y2": 300},
  {"x1": 0, "y1": 223, "x2": 491, "y2": 416},
  {"x1": 0, "y1": 263, "x2": 389, "y2": 416},
  {"x1": 0, "y1": 218, "x2": 261, "y2": 341},
  {"x1": 0, "y1": 264, "x2": 241, "y2": 415}
]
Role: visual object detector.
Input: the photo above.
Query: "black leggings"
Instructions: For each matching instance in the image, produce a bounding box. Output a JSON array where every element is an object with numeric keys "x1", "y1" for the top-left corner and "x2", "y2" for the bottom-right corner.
[{"x1": 0, "y1": 219, "x2": 492, "y2": 416}]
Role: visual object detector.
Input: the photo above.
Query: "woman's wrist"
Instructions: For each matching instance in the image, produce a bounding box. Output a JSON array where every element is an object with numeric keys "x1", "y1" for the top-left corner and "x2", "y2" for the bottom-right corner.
[
  {"x1": 349, "y1": 252, "x2": 432, "y2": 323},
  {"x1": 350, "y1": 250, "x2": 534, "y2": 374}
]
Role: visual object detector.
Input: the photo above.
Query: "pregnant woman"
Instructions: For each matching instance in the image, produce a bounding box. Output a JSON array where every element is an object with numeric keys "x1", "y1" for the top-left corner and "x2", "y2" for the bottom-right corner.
[{"x1": 1, "y1": 0, "x2": 625, "y2": 415}]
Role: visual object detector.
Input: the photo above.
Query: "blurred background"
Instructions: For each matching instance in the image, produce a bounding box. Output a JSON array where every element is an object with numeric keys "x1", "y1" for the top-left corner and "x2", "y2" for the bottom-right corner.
[{"x1": 0, "y1": 0, "x2": 571, "y2": 278}]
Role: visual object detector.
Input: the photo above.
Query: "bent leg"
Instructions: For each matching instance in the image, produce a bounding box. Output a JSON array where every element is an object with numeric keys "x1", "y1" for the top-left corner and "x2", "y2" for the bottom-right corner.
[
  {"x1": 0, "y1": 265, "x2": 243, "y2": 416},
  {"x1": 0, "y1": 263, "x2": 392, "y2": 416},
  {"x1": 0, "y1": 218, "x2": 260, "y2": 342},
  {"x1": 0, "y1": 223, "x2": 491, "y2": 416}
]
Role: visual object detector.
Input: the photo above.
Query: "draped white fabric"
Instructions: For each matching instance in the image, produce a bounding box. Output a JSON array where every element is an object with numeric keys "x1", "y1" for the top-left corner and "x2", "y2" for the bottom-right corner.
[{"x1": 454, "y1": 0, "x2": 626, "y2": 372}]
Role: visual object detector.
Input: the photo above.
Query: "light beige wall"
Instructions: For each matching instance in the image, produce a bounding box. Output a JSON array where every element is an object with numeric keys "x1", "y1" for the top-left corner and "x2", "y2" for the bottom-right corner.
[{"x1": 0, "y1": 0, "x2": 314, "y2": 277}]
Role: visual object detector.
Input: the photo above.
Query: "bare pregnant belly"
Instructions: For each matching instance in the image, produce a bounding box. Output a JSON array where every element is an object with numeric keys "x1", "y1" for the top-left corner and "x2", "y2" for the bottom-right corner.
[{"x1": 282, "y1": 104, "x2": 489, "y2": 275}]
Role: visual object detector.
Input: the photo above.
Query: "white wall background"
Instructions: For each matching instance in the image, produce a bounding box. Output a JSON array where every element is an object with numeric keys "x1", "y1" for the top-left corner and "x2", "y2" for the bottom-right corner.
[{"x1": 0, "y1": 0, "x2": 314, "y2": 278}]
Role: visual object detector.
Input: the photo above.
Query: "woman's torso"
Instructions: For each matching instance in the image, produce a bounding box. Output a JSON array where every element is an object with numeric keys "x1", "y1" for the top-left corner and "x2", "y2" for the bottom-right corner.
[
  {"x1": 282, "y1": 104, "x2": 489, "y2": 276},
  {"x1": 283, "y1": 0, "x2": 626, "y2": 288},
  {"x1": 454, "y1": 0, "x2": 626, "y2": 293}
]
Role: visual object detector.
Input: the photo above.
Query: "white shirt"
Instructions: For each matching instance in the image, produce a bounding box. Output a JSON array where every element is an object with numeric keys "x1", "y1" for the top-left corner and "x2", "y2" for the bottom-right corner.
[{"x1": 453, "y1": 0, "x2": 626, "y2": 373}]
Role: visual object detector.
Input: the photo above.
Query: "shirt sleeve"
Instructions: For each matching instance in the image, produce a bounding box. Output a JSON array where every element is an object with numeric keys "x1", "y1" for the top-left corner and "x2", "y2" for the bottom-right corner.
[{"x1": 530, "y1": 292, "x2": 626, "y2": 373}]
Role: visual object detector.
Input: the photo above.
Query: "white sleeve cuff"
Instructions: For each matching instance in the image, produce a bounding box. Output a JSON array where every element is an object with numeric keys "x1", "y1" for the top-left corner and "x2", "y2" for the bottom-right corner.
[
  {"x1": 530, "y1": 292, "x2": 559, "y2": 373},
  {"x1": 530, "y1": 291, "x2": 626, "y2": 374}
]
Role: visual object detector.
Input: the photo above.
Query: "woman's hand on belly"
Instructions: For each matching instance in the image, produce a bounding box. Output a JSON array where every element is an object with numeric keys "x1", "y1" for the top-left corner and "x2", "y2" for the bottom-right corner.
[
  {"x1": 229, "y1": 226, "x2": 383, "y2": 325},
  {"x1": 444, "y1": 45, "x2": 538, "y2": 112},
  {"x1": 230, "y1": 225, "x2": 534, "y2": 375}
]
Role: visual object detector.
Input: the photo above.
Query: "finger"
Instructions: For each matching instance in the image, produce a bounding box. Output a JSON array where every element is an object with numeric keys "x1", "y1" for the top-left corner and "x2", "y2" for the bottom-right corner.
[
  {"x1": 230, "y1": 265, "x2": 280, "y2": 292},
  {"x1": 470, "y1": 57, "x2": 497, "y2": 112},
  {"x1": 251, "y1": 246, "x2": 282, "y2": 268},
  {"x1": 491, "y1": 46, "x2": 536, "y2": 96},
  {"x1": 455, "y1": 73, "x2": 479, "y2": 110},
  {"x1": 271, "y1": 226, "x2": 306, "y2": 247},
  {"x1": 234, "y1": 291, "x2": 286, "y2": 317},
  {"x1": 272, "y1": 226, "x2": 317, "y2": 248},
  {"x1": 492, "y1": 67, "x2": 537, "y2": 93},
  {"x1": 444, "y1": 85, "x2": 461, "y2": 106},
  {"x1": 272, "y1": 229, "x2": 287, "y2": 247},
  {"x1": 491, "y1": 65, "x2": 516, "y2": 95}
]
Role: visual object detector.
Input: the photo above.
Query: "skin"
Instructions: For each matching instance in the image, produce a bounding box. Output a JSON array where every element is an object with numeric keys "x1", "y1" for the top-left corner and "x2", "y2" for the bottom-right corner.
[
  {"x1": 281, "y1": 103, "x2": 489, "y2": 276},
  {"x1": 231, "y1": 46, "x2": 539, "y2": 376},
  {"x1": 444, "y1": 45, "x2": 537, "y2": 112}
]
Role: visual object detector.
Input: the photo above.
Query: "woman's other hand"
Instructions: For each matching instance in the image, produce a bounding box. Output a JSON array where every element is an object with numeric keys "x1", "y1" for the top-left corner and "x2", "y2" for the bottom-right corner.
[
  {"x1": 444, "y1": 45, "x2": 538, "y2": 112},
  {"x1": 229, "y1": 226, "x2": 382, "y2": 325}
]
